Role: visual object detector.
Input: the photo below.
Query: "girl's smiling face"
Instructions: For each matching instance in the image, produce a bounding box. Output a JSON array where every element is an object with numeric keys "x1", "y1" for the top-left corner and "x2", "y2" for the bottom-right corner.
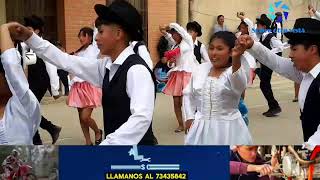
[{"x1": 208, "y1": 38, "x2": 232, "y2": 69}]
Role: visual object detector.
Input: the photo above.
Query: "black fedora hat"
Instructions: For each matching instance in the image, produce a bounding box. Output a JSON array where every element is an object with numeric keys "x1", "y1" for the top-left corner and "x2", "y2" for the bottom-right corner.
[
  {"x1": 284, "y1": 18, "x2": 320, "y2": 40},
  {"x1": 94, "y1": 0, "x2": 143, "y2": 41},
  {"x1": 256, "y1": 15, "x2": 271, "y2": 28},
  {"x1": 186, "y1": 21, "x2": 202, "y2": 37}
]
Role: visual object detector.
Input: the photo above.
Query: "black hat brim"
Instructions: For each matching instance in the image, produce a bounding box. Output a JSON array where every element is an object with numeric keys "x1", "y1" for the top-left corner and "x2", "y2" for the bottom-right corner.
[
  {"x1": 94, "y1": 4, "x2": 143, "y2": 41},
  {"x1": 256, "y1": 18, "x2": 271, "y2": 28},
  {"x1": 284, "y1": 31, "x2": 320, "y2": 41}
]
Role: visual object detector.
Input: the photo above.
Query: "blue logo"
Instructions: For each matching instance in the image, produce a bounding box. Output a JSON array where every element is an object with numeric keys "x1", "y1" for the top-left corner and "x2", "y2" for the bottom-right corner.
[
  {"x1": 267, "y1": 1, "x2": 290, "y2": 22},
  {"x1": 110, "y1": 145, "x2": 181, "y2": 171}
]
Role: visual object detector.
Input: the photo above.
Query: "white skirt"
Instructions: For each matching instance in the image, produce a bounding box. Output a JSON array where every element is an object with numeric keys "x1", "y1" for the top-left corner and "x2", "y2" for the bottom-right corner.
[{"x1": 185, "y1": 114, "x2": 253, "y2": 145}]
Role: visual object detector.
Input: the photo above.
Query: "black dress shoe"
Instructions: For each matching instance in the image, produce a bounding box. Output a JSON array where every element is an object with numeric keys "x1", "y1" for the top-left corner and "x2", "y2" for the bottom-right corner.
[
  {"x1": 50, "y1": 126, "x2": 62, "y2": 144},
  {"x1": 95, "y1": 129, "x2": 103, "y2": 145},
  {"x1": 263, "y1": 107, "x2": 282, "y2": 117}
]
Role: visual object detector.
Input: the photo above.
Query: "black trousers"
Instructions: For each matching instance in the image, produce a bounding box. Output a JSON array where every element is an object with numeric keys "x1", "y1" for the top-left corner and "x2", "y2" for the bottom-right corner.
[
  {"x1": 255, "y1": 64, "x2": 280, "y2": 109},
  {"x1": 30, "y1": 83, "x2": 57, "y2": 145},
  {"x1": 57, "y1": 69, "x2": 69, "y2": 95}
]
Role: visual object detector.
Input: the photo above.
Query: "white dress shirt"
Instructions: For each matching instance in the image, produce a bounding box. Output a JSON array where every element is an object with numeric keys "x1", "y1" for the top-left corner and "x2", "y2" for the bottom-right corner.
[
  {"x1": 130, "y1": 41, "x2": 153, "y2": 70},
  {"x1": 25, "y1": 33, "x2": 155, "y2": 145},
  {"x1": 260, "y1": 32, "x2": 284, "y2": 54},
  {"x1": 194, "y1": 39, "x2": 210, "y2": 63},
  {"x1": 247, "y1": 42, "x2": 320, "y2": 149},
  {"x1": 0, "y1": 48, "x2": 41, "y2": 145},
  {"x1": 20, "y1": 42, "x2": 60, "y2": 96}
]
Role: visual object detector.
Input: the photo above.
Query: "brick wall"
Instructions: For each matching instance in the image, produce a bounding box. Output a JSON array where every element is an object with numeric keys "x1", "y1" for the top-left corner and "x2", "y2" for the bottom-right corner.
[
  {"x1": 58, "y1": 0, "x2": 177, "y2": 64},
  {"x1": 147, "y1": 0, "x2": 176, "y2": 66},
  {"x1": 58, "y1": 0, "x2": 106, "y2": 53}
]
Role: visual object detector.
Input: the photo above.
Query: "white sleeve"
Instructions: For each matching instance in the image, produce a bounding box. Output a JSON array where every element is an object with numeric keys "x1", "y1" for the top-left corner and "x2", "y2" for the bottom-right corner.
[
  {"x1": 182, "y1": 75, "x2": 196, "y2": 121},
  {"x1": 100, "y1": 65, "x2": 154, "y2": 145},
  {"x1": 200, "y1": 44, "x2": 210, "y2": 63},
  {"x1": 270, "y1": 37, "x2": 284, "y2": 54},
  {"x1": 247, "y1": 42, "x2": 303, "y2": 83},
  {"x1": 312, "y1": 11, "x2": 320, "y2": 20},
  {"x1": 138, "y1": 45, "x2": 153, "y2": 69},
  {"x1": 243, "y1": 18, "x2": 259, "y2": 41},
  {"x1": 169, "y1": 23, "x2": 194, "y2": 48},
  {"x1": 229, "y1": 67, "x2": 247, "y2": 95},
  {"x1": 164, "y1": 32, "x2": 176, "y2": 48},
  {"x1": 1, "y1": 48, "x2": 41, "y2": 127},
  {"x1": 304, "y1": 125, "x2": 320, "y2": 150},
  {"x1": 44, "y1": 62, "x2": 60, "y2": 96},
  {"x1": 25, "y1": 33, "x2": 106, "y2": 87}
]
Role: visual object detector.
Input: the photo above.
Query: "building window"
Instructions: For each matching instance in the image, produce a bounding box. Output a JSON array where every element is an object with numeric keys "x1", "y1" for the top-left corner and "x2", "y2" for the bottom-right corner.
[
  {"x1": 5, "y1": 0, "x2": 57, "y2": 40},
  {"x1": 107, "y1": 0, "x2": 148, "y2": 43}
]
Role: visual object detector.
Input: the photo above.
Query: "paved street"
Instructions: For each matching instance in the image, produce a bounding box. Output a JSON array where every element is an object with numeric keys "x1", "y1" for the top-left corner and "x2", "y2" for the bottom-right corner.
[{"x1": 39, "y1": 72, "x2": 303, "y2": 145}]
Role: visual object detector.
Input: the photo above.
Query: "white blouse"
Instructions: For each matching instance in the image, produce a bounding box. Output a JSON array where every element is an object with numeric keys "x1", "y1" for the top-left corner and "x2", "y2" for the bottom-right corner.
[
  {"x1": 1, "y1": 48, "x2": 41, "y2": 145},
  {"x1": 183, "y1": 57, "x2": 250, "y2": 121},
  {"x1": 72, "y1": 44, "x2": 100, "y2": 83},
  {"x1": 164, "y1": 23, "x2": 198, "y2": 73}
]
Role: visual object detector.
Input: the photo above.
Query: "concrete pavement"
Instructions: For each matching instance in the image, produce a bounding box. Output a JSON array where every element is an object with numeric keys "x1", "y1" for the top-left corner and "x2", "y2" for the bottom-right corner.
[{"x1": 38, "y1": 73, "x2": 303, "y2": 145}]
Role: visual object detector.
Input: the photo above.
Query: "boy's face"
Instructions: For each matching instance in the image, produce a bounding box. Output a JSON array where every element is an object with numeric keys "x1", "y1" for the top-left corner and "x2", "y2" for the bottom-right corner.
[
  {"x1": 289, "y1": 44, "x2": 318, "y2": 72},
  {"x1": 95, "y1": 24, "x2": 124, "y2": 56},
  {"x1": 0, "y1": 73, "x2": 12, "y2": 98},
  {"x1": 187, "y1": 30, "x2": 197, "y2": 39}
]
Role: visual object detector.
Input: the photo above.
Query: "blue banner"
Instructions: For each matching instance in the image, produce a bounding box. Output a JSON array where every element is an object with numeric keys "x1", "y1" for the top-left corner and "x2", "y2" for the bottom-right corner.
[{"x1": 59, "y1": 146, "x2": 229, "y2": 180}]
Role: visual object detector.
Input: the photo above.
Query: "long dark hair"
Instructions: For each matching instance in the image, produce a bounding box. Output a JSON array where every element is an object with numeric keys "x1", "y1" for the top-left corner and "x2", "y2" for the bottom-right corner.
[
  {"x1": 74, "y1": 27, "x2": 94, "y2": 54},
  {"x1": 157, "y1": 36, "x2": 169, "y2": 59}
]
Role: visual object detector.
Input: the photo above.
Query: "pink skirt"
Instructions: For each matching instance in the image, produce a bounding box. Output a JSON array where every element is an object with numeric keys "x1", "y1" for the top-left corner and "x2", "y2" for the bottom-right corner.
[
  {"x1": 163, "y1": 71, "x2": 191, "y2": 96},
  {"x1": 67, "y1": 82, "x2": 102, "y2": 108}
]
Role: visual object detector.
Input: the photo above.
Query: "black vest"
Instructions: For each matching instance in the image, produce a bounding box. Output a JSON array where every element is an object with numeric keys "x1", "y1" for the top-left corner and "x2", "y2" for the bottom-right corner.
[
  {"x1": 300, "y1": 73, "x2": 320, "y2": 141},
  {"x1": 230, "y1": 151, "x2": 264, "y2": 180},
  {"x1": 28, "y1": 57, "x2": 51, "y2": 94},
  {"x1": 194, "y1": 41, "x2": 202, "y2": 64},
  {"x1": 260, "y1": 33, "x2": 282, "y2": 57},
  {"x1": 102, "y1": 54, "x2": 157, "y2": 145}
]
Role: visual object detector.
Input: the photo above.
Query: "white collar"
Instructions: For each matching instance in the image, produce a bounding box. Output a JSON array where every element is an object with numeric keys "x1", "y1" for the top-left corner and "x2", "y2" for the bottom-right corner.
[
  {"x1": 105, "y1": 46, "x2": 134, "y2": 68},
  {"x1": 308, "y1": 62, "x2": 320, "y2": 78},
  {"x1": 194, "y1": 38, "x2": 199, "y2": 46}
]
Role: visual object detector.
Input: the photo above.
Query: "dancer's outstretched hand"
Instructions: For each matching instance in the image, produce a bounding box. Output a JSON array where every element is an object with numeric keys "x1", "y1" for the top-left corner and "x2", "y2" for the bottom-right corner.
[{"x1": 6, "y1": 22, "x2": 33, "y2": 41}]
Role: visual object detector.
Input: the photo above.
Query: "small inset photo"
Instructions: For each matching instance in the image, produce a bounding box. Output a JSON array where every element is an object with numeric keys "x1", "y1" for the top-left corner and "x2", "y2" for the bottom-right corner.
[
  {"x1": 230, "y1": 145, "x2": 320, "y2": 180},
  {"x1": 0, "y1": 145, "x2": 58, "y2": 180}
]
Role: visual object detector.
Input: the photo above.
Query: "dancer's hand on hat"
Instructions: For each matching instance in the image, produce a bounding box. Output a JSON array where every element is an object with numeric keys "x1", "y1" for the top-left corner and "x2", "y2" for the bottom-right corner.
[
  {"x1": 237, "y1": 12, "x2": 245, "y2": 20},
  {"x1": 238, "y1": 34, "x2": 254, "y2": 50},
  {"x1": 308, "y1": 4, "x2": 316, "y2": 12},
  {"x1": 6, "y1": 22, "x2": 33, "y2": 41},
  {"x1": 185, "y1": 119, "x2": 194, "y2": 134}
]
